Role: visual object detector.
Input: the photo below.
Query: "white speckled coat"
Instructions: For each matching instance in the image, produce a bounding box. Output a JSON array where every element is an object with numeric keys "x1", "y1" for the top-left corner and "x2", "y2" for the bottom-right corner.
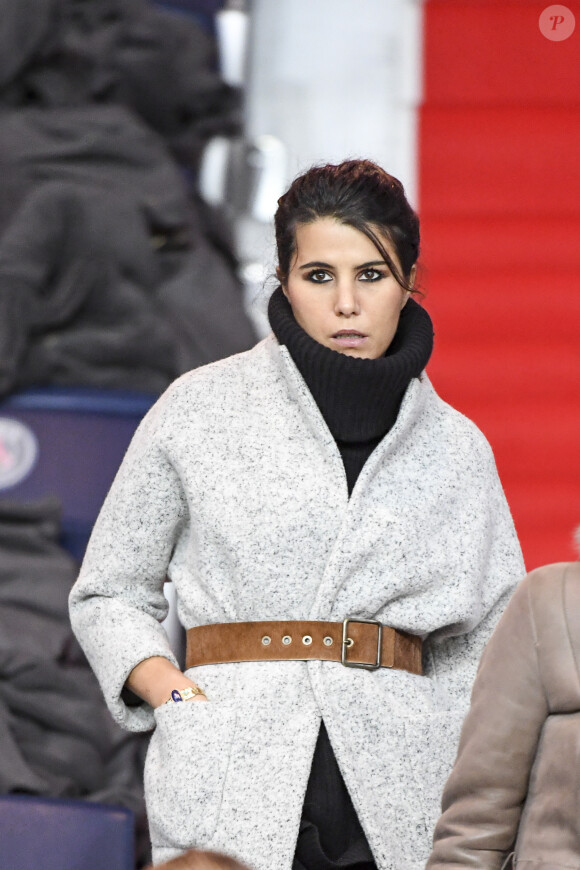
[{"x1": 69, "y1": 335, "x2": 524, "y2": 870}]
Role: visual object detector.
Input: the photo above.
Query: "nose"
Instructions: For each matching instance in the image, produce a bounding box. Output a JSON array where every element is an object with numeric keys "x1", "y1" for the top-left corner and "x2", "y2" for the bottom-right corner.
[{"x1": 334, "y1": 279, "x2": 360, "y2": 317}]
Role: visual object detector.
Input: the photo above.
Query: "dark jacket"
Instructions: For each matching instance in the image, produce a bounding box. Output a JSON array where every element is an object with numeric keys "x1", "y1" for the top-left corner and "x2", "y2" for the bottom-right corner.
[
  {"x1": 0, "y1": 0, "x2": 254, "y2": 397},
  {"x1": 0, "y1": 106, "x2": 256, "y2": 396},
  {"x1": 427, "y1": 561, "x2": 580, "y2": 870},
  {"x1": 0, "y1": 497, "x2": 146, "y2": 803},
  {"x1": 0, "y1": 0, "x2": 241, "y2": 170},
  {"x1": 0, "y1": 496, "x2": 150, "y2": 861}
]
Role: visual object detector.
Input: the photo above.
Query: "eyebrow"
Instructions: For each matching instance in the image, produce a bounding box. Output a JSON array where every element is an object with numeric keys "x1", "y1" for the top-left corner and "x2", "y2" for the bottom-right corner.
[{"x1": 298, "y1": 260, "x2": 386, "y2": 270}]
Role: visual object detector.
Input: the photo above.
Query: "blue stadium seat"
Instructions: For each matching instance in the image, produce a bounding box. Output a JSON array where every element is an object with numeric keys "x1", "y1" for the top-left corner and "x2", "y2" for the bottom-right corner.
[
  {"x1": 154, "y1": 0, "x2": 225, "y2": 33},
  {"x1": 0, "y1": 794, "x2": 134, "y2": 870},
  {"x1": 0, "y1": 387, "x2": 156, "y2": 559}
]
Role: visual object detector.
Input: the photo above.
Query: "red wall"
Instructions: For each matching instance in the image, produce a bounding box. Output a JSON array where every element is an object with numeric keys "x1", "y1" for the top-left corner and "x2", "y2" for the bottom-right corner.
[{"x1": 419, "y1": 0, "x2": 580, "y2": 568}]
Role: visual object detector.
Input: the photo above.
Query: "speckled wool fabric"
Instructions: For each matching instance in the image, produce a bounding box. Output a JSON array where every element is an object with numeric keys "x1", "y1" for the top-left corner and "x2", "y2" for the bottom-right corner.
[{"x1": 69, "y1": 335, "x2": 525, "y2": 870}]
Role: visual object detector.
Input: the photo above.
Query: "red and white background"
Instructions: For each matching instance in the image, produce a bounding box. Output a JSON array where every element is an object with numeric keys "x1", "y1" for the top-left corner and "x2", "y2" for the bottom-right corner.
[{"x1": 245, "y1": 0, "x2": 580, "y2": 571}]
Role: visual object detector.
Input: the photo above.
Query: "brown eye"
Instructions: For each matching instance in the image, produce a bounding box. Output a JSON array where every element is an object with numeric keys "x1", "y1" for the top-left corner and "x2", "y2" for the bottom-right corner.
[
  {"x1": 359, "y1": 268, "x2": 384, "y2": 282},
  {"x1": 308, "y1": 270, "x2": 332, "y2": 283}
]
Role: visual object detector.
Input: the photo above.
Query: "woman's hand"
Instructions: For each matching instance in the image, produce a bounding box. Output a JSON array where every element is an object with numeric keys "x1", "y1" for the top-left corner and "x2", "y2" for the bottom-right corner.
[{"x1": 126, "y1": 655, "x2": 208, "y2": 709}]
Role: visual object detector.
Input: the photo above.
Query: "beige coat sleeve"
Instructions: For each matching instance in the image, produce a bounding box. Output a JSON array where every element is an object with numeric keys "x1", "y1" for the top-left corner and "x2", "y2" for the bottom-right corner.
[{"x1": 426, "y1": 574, "x2": 549, "y2": 869}]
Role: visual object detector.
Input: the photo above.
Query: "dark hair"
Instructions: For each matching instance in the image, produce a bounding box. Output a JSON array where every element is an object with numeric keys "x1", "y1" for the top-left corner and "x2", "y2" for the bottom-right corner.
[
  {"x1": 274, "y1": 159, "x2": 420, "y2": 293},
  {"x1": 148, "y1": 848, "x2": 249, "y2": 870}
]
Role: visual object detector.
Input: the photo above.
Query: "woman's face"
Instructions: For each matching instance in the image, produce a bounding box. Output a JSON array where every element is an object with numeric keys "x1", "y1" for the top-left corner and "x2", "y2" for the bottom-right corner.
[{"x1": 280, "y1": 218, "x2": 414, "y2": 359}]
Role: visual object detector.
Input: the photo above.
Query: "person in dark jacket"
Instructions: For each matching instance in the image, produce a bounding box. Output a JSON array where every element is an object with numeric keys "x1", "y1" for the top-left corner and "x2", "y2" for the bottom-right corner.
[{"x1": 0, "y1": 497, "x2": 149, "y2": 862}]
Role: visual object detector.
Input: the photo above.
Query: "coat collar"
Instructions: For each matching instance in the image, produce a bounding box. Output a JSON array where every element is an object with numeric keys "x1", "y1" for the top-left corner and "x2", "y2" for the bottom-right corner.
[{"x1": 263, "y1": 332, "x2": 434, "y2": 500}]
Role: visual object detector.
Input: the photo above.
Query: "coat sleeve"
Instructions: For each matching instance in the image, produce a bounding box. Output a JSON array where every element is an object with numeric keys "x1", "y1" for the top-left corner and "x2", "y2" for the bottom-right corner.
[
  {"x1": 426, "y1": 575, "x2": 548, "y2": 869},
  {"x1": 423, "y1": 433, "x2": 526, "y2": 711},
  {"x1": 69, "y1": 388, "x2": 189, "y2": 732}
]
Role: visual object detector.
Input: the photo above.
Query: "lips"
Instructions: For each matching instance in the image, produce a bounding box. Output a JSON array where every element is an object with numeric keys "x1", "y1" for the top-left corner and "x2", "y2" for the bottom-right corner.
[{"x1": 331, "y1": 330, "x2": 368, "y2": 347}]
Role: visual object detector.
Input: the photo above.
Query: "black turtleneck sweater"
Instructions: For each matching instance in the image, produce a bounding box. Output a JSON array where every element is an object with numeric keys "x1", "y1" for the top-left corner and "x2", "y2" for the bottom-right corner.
[
  {"x1": 268, "y1": 287, "x2": 434, "y2": 495},
  {"x1": 268, "y1": 287, "x2": 434, "y2": 869}
]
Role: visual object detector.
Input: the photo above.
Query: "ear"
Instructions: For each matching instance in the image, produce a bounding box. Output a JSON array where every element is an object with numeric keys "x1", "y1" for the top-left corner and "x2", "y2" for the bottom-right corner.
[
  {"x1": 401, "y1": 265, "x2": 417, "y2": 308},
  {"x1": 276, "y1": 267, "x2": 289, "y2": 298}
]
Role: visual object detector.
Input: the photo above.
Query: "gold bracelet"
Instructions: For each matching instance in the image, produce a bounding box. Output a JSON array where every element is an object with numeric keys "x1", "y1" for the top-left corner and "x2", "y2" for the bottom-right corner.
[{"x1": 165, "y1": 686, "x2": 206, "y2": 704}]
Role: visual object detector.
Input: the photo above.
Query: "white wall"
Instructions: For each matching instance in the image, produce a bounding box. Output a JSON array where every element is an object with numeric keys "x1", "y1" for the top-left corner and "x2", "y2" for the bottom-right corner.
[
  {"x1": 237, "y1": 0, "x2": 424, "y2": 329},
  {"x1": 245, "y1": 0, "x2": 423, "y2": 203}
]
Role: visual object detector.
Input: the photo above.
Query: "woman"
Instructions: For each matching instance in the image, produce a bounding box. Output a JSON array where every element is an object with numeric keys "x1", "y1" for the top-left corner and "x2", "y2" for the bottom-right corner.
[
  {"x1": 69, "y1": 160, "x2": 524, "y2": 870},
  {"x1": 426, "y1": 538, "x2": 580, "y2": 870}
]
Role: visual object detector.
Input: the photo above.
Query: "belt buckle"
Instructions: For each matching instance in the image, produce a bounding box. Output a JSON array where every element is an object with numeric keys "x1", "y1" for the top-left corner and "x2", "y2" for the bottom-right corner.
[{"x1": 341, "y1": 617, "x2": 382, "y2": 670}]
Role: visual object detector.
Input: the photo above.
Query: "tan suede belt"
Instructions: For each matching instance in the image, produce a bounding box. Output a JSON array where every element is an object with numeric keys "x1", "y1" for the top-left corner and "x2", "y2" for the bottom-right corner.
[{"x1": 185, "y1": 618, "x2": 422, "y2": 675}]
